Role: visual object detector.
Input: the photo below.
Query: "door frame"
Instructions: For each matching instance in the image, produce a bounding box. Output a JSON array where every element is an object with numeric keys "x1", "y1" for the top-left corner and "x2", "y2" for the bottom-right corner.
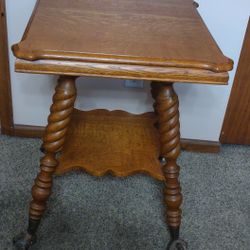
[
  {"x1": 0, "y1": 0, "x2": 14, "y2": 135},
  {"x1": 220, "y1": 17, "x2": 250, "y2": 145}
]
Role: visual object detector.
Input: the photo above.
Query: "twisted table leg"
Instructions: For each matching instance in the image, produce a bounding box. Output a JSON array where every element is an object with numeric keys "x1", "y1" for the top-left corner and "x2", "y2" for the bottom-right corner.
[
  {"x1": 151, "y1": 82, "x2": 166, "y2": 163},
  {"x1": 151, "y1": 82, "x2": 161, "y2": 114},
  {"x1": 154, "y1": 82, "x2": 187, "y2": 250},
  {"x1": 14, "y1": 76, "x2": 77, "y2": 250}
]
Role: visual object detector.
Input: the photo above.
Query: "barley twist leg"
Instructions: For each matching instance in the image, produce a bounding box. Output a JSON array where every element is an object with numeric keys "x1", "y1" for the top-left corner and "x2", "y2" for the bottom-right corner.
[
  {"x1": 154, "y1": 82, "x2": 187, "y2": 250},
  {"x1": 14, "y1": 76, "x2": 77, "y2": 250},
  {"x1": 151, "y1": 82, "x2": 169, "y2": 164},
  {"x1": 151, "y1": 82, "x2": 161, "y2": 114}
]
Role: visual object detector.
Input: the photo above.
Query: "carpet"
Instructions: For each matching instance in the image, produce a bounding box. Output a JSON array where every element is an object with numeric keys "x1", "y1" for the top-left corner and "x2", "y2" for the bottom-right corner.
[{"x1": 0, "y1": 135, "x2": 249, "y2": 250}]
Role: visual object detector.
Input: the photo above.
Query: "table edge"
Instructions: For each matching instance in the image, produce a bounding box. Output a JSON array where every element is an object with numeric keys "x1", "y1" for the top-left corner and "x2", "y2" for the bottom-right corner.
[
  {"x1": 14, "y1": 58, "x2": 229, "y2": 85},
  {"x1": 12, "y1": 0, "x2": 233, "y2": 74},
  {"x1": 12, "y1": 43, "x2": 234, "y2": 74}
]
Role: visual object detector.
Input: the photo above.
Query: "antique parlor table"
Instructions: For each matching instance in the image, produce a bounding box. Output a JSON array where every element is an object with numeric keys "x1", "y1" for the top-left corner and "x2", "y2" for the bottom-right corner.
[{"x1": 12, "y1": 0, "x2": 233, "y2": 249}]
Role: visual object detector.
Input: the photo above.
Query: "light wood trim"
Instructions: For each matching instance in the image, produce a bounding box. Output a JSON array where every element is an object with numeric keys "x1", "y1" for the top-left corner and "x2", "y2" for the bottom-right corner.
[
  {"x1": 12, "y1": 45, "x2": 233, "y2": 74},
  {"x1": 13, "y1": 124, "x2": 220, "y2": 153},
  {"x1": 0, "y1": 0, "x2": 13, "y2": 135},
  {"x1": 15, "y1": 59, "x2": 230, "y2": 85}
]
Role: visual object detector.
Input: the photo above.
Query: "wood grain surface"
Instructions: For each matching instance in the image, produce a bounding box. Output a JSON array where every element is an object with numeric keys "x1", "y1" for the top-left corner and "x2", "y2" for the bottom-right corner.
[
  {"x1": 12, "y1": 0, "x2": 233, "y2": 83},
  {"x1": 220, "y1": 18, "x2": 250, "y2": 144},
  {"x1": 154, "y1": 83, "x2": 183, "y2": 228},
  {"x1": 0, "y1": 0, "x2": 13, "y2": 134},
  {"x1": 56, "y1": 109, "x2": 165, "y2": 181},
  {"x1": 30, "y1": 76, "x2": 77, "y2": 221},
  {"x1": 14, "y1": 58, "x2": 230, "y2": 84}
]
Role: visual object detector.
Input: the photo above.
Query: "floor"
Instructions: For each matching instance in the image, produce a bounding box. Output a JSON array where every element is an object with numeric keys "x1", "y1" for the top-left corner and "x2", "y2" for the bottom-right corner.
[{"x1": 0, "y1": 135, "x2": 249, "y2": 250}]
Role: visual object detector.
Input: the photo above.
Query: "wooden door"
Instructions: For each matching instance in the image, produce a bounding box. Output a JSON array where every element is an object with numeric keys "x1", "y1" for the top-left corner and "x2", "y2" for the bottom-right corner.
[
  {"x1": 220, "y1": 18, "x2": 250, "y2": 145},
  {"x1": 0, "y1": 0, "x2": 13, "y2": 135}
]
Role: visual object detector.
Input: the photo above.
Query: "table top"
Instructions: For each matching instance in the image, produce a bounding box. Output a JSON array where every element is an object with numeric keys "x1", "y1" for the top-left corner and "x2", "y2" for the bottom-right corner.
[{"x1": 12, "y1": 0, "x2": 233, "y2": 84}]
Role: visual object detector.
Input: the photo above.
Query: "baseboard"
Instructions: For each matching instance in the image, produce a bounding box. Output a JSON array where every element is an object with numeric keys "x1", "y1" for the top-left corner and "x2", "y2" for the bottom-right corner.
[
  {"x1": 12, "y1": 124, "x2": 220, "y2": 153},
  {"x1": 13, "y1": 124, "x2": 45, "y2": 138},
  {"x1": 180, "y1": 138, "x2": 220, "y2": 153}
]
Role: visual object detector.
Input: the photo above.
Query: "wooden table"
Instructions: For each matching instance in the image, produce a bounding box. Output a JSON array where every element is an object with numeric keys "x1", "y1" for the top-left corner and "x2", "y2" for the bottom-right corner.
[{"x1": 12, "y1": 0, "x2": 233, "y2": 249}]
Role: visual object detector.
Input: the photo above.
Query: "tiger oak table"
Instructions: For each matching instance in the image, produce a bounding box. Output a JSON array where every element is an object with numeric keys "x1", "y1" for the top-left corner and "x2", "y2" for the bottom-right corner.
[{"x1": 12, "y1": 0, "x2": 233, "y2": 249}]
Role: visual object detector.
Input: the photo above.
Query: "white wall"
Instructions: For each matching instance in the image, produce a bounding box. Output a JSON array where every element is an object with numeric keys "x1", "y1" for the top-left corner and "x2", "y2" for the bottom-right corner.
[{"x1": 6, "y1": 0, "x2": 250, "y2": 141}]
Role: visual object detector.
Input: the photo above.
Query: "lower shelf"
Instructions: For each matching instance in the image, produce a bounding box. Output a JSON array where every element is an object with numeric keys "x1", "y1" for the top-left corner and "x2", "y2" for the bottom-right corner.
[{"x1": 56, "y1": 109, "x2": 164, "y2": 181}]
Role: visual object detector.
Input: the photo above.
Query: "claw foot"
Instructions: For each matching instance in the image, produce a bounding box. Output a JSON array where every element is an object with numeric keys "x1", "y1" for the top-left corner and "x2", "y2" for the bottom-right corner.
[
  {"x1": 168, "y1": 239, "x2": 188, "y2": 250},
  {"x1": 13, "y1": 232, "x2": 37, "y2": 250}
]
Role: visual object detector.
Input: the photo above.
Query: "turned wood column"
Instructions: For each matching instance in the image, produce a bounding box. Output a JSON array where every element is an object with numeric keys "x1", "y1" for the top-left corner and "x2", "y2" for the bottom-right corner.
[
  {"x1": 153, "y1": 82, "x2": 183, "y2": 240},
  {"x1": 29, "y1": 75, "x2": 77, "y2": 224},
  {"x1": 151, "y1": 82, "x2": 161, "y2": 115}
]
